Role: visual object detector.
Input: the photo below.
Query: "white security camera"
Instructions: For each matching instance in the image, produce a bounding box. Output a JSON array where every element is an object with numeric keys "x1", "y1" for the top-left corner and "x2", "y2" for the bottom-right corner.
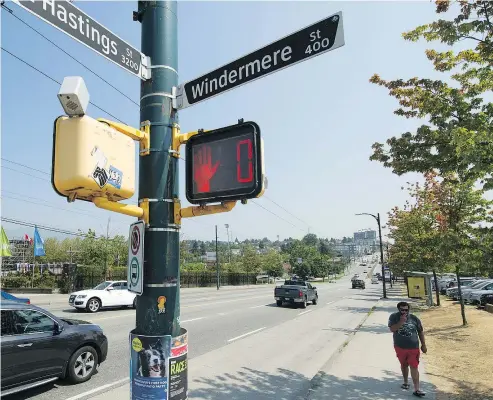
[{"x1": 58, "y1": 76, "x2": 89, "y2": 117}]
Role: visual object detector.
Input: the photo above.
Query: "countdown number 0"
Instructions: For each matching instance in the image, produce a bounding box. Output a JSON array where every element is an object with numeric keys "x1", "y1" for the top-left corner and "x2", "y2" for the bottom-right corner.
[{"x1": 236, "y1": 139, "x2": 253, "y2": 183}]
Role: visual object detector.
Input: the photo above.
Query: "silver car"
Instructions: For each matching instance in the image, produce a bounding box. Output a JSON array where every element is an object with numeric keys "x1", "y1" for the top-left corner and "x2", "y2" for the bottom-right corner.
[
  {"x1": 446, "y1": 279, "x2": 479, "y2": 299},
  {"x1": 462, "y1": 279, "x2": 493, "y2": 303},
  {"x1": 463, "y1": 281, "x2": 493, "y2": 303}
]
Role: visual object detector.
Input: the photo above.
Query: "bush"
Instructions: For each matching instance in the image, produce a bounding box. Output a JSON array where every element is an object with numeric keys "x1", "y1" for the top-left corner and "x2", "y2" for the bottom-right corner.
[{"x1": 1, "y1": 273, "x2": 31, "y2": 288}]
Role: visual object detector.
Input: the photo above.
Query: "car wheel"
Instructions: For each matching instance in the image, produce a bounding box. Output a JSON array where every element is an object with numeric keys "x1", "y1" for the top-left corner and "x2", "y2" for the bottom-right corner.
[
  {"x1": 133, "y1": 297, "x2": 137, "y2": 309},
  {"x1": 312, "y1": 295, "x2": 318, "y2": 305},
  {"x1": 86, "y1": 297, "x2": 101, "y2": 313},
  {"x1": 276, "y1": 300, "x2": 282, "y2": 307},
  {"x1": 67, "y1": 346, "x2": 98, "y2": 384}
]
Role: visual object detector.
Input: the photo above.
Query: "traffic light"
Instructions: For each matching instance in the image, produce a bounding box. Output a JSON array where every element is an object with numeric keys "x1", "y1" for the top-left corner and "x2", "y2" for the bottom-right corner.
[
  {"x1": 185, "y1": 120, "x2": 265, "y2": 204},
  {"x1": 52, "y1": 115, "x2": 136, "y2": 203}
]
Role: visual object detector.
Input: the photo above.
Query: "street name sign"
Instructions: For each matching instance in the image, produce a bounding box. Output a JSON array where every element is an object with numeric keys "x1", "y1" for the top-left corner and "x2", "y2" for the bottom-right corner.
[
  {"x1": 174, "y1": 11, "x2": 344, "y2": 110},
  {"x1": 128, "y1": 220, "x2": 145, "y2": 295},
  {"x1": 12, "y1": 0, "x2": 150, "y2": 80}
]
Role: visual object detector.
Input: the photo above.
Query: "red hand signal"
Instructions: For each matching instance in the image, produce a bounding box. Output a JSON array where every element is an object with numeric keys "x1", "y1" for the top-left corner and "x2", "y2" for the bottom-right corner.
[{"x1": 193, "y1": 145, "x2": 219, "y2": 193}]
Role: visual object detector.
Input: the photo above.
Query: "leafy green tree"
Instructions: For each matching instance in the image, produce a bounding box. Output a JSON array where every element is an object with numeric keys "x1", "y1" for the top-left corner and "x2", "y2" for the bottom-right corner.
[
  {"x1": 241, "y1": 245, "x2": 262, "y2": 275},
  {"x1": 369, "y1": 0, "x2": 493, "y2": 189},
  {"x1": 302, "y1": 233, "x2": 318, "y2": 247},
  {"x1": 261, "y1": 249, "x2": 284, "y2": 278}
]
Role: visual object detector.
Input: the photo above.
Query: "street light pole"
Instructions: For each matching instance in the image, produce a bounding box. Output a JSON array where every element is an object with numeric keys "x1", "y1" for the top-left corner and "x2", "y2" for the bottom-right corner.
[{"x1": 356, "y1": 212, "x2": 387, "y2": 299}]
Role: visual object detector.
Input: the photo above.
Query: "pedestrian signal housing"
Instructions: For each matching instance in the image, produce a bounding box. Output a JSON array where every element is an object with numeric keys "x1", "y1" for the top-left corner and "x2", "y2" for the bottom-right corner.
[
  {"x1": 185, "y1": 121, "x2": 265, "y2": 204},
  {"x1": 52, "y1": 115, "x2": 136, "y2": 203}
]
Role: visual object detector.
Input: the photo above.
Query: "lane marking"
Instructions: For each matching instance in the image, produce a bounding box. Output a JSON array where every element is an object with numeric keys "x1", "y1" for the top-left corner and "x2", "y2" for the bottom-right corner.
[
  {"x1": 298, "y1": 309, "x2": 313, "y2": 316},
  {"x1": 250, "y1": 304, "x2": 265, "y2": 309},
  {"x1": 181, "y1": 317, "x2": 204, "y2": 323},
  {"x1": 217, "y1": 312, "x2": 227, "y2": 316},
  {"x1": 228, "y1": 327, "x2": 266, "y2": 343},
  {"x1": 63, "y1": 377, "x2": 129, "y2": 400}
]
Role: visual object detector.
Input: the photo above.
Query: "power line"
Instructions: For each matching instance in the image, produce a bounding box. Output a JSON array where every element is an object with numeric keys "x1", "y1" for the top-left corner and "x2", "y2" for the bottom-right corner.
[
  {"x1": 251, "y1": 200, "x2": 305, "y2": 232},
  {"x1": 1, "y1": 47, "x2": 127, "y2": 124},
  {"x1": 1, "y1": 166, "x2": 50, "y2": 182},
  {"x1": 2, "y1": 158, "x2": 50, "y2": 175},
  {"x1": 263, "y1": 195, "x2": 312, "y2": 229},
  {"x1": 1, "y1": 217, "x2": 127, "y2": 242},
  {"x1": 5, "y1": 10, "x2": 140, "y2": 107}
]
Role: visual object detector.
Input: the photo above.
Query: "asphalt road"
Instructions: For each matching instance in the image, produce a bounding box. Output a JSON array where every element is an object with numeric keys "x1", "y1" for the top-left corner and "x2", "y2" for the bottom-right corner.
[{"x1": 7, "y1": 260, "x2": 382, "y2": 400}]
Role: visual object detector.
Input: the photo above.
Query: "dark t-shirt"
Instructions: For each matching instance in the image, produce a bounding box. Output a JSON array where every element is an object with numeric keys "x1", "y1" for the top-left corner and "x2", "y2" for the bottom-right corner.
[{"x1": 388, "y1": 312, "x2": 423, "y2": 349}]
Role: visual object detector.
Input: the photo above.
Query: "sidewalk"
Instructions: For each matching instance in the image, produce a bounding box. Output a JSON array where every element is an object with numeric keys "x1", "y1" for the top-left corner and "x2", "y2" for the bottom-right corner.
[
  {"x1": 89, "y1": 285, "x2": 437, "y2": 400},
  {"x1": 307, "y1": 290, "x2": 436, "y2": 400}
]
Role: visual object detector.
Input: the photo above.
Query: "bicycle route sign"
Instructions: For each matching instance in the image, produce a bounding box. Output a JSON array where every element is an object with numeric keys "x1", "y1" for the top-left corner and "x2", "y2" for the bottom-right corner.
[{"x1": 128, "y1": 221, "x2": 144, "y2": 295}]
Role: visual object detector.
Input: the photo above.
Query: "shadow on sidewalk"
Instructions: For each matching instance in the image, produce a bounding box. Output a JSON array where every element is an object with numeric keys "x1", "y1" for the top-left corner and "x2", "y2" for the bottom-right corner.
[
  {"x1": 308, "y1": 369, "x2": 436, "y2": 400},
  {"x1": 189, "y1": 367, "x2": 436, "y2": 400}
]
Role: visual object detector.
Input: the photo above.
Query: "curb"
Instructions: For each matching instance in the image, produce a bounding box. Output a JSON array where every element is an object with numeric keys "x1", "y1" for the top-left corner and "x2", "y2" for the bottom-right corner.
[{"x1": 303, "y1": 298, "x2": 382, "y2": 399}]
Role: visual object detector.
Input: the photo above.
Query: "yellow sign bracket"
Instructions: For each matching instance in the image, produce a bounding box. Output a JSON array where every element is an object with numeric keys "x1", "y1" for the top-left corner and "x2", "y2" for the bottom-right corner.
[
  {"x1": 97, "y1": 118, "x2": 151, "y2": 156},
  {"x1": 93, "y1": 197, "x2": 146, "y2": 220},
  {"x1": 174, "y1": 200, "x2": 236, "y2": 225},
  {"x1": 171, "y1": 124, "x2": 207, "y2": 158}
]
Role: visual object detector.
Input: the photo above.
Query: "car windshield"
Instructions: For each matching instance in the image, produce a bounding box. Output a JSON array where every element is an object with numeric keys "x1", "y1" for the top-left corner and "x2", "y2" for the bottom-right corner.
[
  {"x1": 467, "y1": 281, "x2": 487, "y2": 289},
  {"x1": 93, "y1": 281, "x2": 113, "y2": 290}
]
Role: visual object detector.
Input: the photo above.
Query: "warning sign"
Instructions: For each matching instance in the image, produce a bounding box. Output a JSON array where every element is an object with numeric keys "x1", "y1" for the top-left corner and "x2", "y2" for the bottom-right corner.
[{"x1": 128, "y1": 221, "x2": 144, "y2": 295}]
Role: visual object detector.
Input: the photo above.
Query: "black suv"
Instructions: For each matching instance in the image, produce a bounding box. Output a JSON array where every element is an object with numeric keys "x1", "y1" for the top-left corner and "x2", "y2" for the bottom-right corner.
[
  {"x1": 1, "y1": 300, "x2": 108, "y2": 397},
  {"x1": 352, "y1": 279, "x2": 366, "y2": 289}
]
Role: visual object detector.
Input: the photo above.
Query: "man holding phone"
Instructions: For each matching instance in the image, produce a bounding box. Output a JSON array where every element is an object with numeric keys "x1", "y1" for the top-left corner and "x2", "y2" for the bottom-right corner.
[{"x1": 388, "y1": 301, "x2": 427, "y2": 397}]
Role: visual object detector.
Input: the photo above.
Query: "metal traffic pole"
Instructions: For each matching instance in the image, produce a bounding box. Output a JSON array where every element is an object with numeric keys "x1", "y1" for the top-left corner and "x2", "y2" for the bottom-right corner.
[{"x1": 130, "y1": 2, "x2": 188, "y2": 399}]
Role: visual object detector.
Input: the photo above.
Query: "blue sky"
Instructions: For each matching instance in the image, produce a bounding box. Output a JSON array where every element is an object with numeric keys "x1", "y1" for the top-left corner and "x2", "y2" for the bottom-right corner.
[{"x1": 2, "y1": 1, "x2": 452, "y2": 242}]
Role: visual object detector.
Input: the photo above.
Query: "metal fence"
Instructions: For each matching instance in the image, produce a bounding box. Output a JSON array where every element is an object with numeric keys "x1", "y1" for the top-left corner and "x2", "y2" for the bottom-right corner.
[{"x1": 180, "y1": 272, "x2": 257, "y2": 288}]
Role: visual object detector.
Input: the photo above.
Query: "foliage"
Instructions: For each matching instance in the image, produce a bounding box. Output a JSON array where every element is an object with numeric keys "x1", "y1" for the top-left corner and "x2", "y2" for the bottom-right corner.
[
  {"x1": 261, "y1": 249, "x2": 284, "y2": 278},
  {"x1": 369, "y1": 0, "x2": 493, "y2": 190}
]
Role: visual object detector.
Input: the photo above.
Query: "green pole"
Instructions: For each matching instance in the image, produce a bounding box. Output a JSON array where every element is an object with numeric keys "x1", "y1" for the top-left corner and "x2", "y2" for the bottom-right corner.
[{"x1": 136, "y1": 0, "x2": 180, "y2": 337}]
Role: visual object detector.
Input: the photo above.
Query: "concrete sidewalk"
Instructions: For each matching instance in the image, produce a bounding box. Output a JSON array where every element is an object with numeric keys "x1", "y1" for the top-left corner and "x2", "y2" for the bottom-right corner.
[
  {"x1": 88, "y1": 285, "x2": 436, "y2": 400},
  {"x1": 306, "y1": 297, "x2": 436, "y2": 400}
]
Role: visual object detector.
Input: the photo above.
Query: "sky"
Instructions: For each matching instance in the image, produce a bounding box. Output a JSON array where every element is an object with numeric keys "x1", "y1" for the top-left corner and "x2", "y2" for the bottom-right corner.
[{"x1": 1, "y1": 1, "x2": 455, "y2": 242}]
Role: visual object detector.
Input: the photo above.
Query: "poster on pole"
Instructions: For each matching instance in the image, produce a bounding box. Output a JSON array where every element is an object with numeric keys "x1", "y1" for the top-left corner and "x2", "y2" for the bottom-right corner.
[{"x1": 128, "y1": 221, "x2": 144, "y2": 295}]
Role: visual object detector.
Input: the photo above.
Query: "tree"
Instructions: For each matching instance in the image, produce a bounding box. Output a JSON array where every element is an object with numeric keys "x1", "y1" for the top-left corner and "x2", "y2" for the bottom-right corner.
[
  {"x1": 369, "y1": 1, "x2": 493, "y2": 190},
  {"x1": 261, "y1": 249, "x2": 284, "y2": 278},
  {"x1": 302, "y1": 233, "x2": 318, "y2": 247},
  {"x1": 241, "y1": 245, "x2": 262, "y2": 275},
  {"x1": 387, "y1": 171, "x2": 492, "y2": 325}
]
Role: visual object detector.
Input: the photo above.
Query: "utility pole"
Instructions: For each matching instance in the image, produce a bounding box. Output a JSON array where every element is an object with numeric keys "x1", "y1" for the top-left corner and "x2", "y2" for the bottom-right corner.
[
  {"x1": 133, "y1": 0, "x2": 181, "y2": 346},
  {"x1": 216, "y1": 225, "x2": 220, "y2": 290},
  {"x1": 356, "y1": 212, "x2": 387, "y2": 299},
  {"x1": 225, "y1": 223, "x2": 231, "y2": 263},
  {"x1": 104, "y1": 218, "x2": 110, "y2": 279}
]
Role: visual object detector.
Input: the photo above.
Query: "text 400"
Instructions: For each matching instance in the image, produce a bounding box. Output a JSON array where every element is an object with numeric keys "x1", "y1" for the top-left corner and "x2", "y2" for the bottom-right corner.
[
  {"x1": 121, "y1": 55, "x2": 139, "y2": 71},
  {"x1": 305, "y1": 37, "x2": 330, "y2": 55}
]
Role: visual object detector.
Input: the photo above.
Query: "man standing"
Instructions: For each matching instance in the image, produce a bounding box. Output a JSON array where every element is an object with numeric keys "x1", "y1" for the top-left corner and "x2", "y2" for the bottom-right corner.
[{"x1": 388, "y1": 301, "x2": 427, "y2": 397}]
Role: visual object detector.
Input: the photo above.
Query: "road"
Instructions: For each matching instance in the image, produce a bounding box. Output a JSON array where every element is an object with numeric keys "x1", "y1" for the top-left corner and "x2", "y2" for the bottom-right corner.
[{"x1": 8, "y1": 260, "x2": 384, "y2": 400}]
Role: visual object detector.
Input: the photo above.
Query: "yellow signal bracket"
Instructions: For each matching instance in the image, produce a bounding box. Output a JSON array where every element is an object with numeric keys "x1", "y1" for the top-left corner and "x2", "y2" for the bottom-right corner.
[
  {"x1": 174, "y1": 201, "x2": 237, "y2": 225},
  {"x1": 139, "y1": 198, "x2": 150, "y2": 225},
  {"x1": 93, "y1": 197, "x2": 145, "y2": 219},
  {"x1": 97, "y1": 118, "x2": 150, "y2": 156},
  {"x1": 171, "y1": 124, "x2": 208, "y2": 158}
]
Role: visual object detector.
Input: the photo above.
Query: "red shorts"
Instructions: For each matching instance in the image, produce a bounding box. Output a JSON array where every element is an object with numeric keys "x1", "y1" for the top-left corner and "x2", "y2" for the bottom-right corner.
[{"x1": 394, "y1": 346, "x2": 420, "y2": 368}]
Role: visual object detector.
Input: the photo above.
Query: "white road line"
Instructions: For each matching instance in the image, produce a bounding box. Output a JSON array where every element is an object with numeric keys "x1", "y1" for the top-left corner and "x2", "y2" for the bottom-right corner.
[
  {"x1": 217, "y1": 312, "x2": 227, "y2": 316},
  {"x1": 250, "y1": 304, "x2": 265, "y2": 309},
  {"x1": 228, "y1": 327, "x2": 266, "y2": 343},
  {"x1": 81, "y1": 313, "x2": 136, "y2": 322},
  {"x1": 298, "y1": 309, "x2": 313, "y2": 316},
  {"x1": 183, "y1": 294, "x2": 270, "y2": 309},
  {"x1": 181, "y1": 317, "x2": 204, "y2": 323},
  {"x1": 63, "y1": 377, "x2": 129, "y2": 400}
]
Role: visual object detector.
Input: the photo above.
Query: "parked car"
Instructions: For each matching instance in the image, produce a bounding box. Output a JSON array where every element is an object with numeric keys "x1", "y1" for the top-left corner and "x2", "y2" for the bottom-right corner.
[
  {"x1": 463, "y1": 281, "x2": 493, "y2": 304},
  {"x1": 451, "y1": 280, "x2": 492, "y2": 302},
  {"x1": 0, "y1": 291, "x2": 30, "y2": 304},
  {"x1": 352, "y1": 279, "x2": 365, "y2": 289},
  {"x1": 446, "y1": 279, "x2": 482, "y2": 300},
  {"x1": 69, "y1": 280, "x2": 137, "y2": 313},
  {"x1": 274, "y1": 279, "x2": 318, "y2": 308},
  {"x1": 371, "y1": 277, "x2": 379, "y2": 284},
  {"x1": 1, "y1": 300, "x2": 108, "y2": 396},
  {"x1": 485, "y1": 294, "x2": 493, "y2": 306}
]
